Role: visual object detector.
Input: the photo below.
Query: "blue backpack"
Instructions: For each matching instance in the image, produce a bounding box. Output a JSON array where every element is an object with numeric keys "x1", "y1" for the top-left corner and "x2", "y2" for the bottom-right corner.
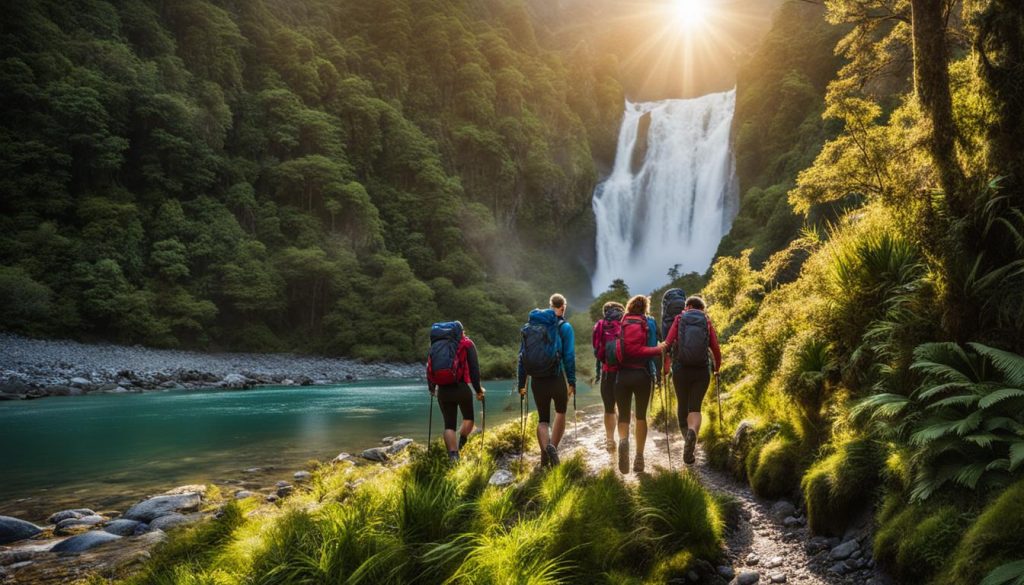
[{"x1": 520, "y1": 309, "x2": 563, "y2": 377}]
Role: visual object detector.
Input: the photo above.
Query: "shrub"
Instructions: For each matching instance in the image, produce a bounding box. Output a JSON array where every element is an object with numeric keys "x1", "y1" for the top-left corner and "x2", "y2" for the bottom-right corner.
[
  {"x1": 873, "y1": 502, "x2": 968, "y2": 584},
  {"x1": 941, "y1": 479, "x2": 1024, "y2": 585},
  {"x1": 748, "y1": 434, "x2": 802, "y2": 499},
  {"x1": 801, "y1": 438, "x2": 881, "y2": 535},
  {"x1": 638, "y1": 471, "x2": 723, "y2": 559}
]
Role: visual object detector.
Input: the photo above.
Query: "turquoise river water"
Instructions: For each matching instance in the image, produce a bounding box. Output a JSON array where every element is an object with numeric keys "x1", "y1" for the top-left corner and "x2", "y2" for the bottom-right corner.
[{"x1": 0, "y1": 379, "x2": 599, "y2": 522}]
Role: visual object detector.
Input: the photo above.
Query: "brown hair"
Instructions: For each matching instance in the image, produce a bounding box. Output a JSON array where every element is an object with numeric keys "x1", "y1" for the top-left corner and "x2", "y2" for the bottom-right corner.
[
  {"x1": 602, "y1": 301, "x2": 625, "y2": 313},
  {"x1": 685, "y1": 295, "x2": 706, "y2": 311},
  {"x1": 625, "y1": 294, "x2": 650, "y2": 315},
  {"x1": 549, "y1": 293, "x2": 566, "y2": 309}
]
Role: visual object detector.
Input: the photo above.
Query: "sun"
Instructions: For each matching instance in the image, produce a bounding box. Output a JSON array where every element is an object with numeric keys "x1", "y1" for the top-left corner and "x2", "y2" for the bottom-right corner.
[{"x1": 672, "y1": 0, "x2": 710, "y2": 31}]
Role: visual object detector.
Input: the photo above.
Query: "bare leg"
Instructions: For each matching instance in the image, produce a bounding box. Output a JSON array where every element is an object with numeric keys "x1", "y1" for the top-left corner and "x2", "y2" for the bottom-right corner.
[
  {"x1": 603, "y1": 413, "x2": 617, "y2": 444},
  {"x1": 687, "y1": 412, "x2": 702, "y2": 435},
  {"x1": 443, "y1": 429, "x2": 457, "y2": 452},
  {"x1": 635, "y1": 419, "x2": 648, "y2": 456},
  {"x1": 537, "y1": 422, "x2": 550, "y2": 450},
  {"x1": 551, "y1": 412, "x2": 566, "y2": 447},
  {"x1": 459, "y1": 419, "x2": 474, "y2": 448},
  {"x1": 617, "y1": 420, "x2": 630, "y2": 442}
]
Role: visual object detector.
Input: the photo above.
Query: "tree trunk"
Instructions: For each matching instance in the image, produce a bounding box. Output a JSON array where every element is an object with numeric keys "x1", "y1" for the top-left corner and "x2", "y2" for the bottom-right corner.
[{"x1": 910, "y1": 0, "x2": 966, "y2": 214}]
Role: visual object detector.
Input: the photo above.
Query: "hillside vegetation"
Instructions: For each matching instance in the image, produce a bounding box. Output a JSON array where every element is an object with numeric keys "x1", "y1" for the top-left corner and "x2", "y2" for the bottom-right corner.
[
  {"x1": 692, "y1": 1, "x2": 1024, "y2": 583},
  {"x1": 0, "y1": 0, "x2": 621, "y2": 359}
]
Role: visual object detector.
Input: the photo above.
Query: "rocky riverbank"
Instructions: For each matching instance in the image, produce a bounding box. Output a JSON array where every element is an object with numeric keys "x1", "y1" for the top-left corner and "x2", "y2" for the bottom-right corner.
[
  {"x1": 0, "y1": 333, "x2": 423, "y2": 399},
  {"x1": 0, "y1": 436, "x2": 416, "y2": 583}
]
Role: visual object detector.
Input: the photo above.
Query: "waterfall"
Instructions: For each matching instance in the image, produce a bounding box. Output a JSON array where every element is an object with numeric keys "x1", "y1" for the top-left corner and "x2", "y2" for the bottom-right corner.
[{"x1": 591, "y1": 89, "x2": 740, "y2": 296}]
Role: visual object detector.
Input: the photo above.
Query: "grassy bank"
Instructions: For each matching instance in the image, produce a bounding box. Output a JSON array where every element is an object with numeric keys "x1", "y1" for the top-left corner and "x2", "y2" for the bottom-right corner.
[{"x1": 104, "y1": 418, "x2": 729, "y2": 585}]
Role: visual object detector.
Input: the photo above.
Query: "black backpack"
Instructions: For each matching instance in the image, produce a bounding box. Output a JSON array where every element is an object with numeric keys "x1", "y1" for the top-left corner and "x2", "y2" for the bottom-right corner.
[
  {"x1": 673, "y1": 310, "x2": 710, "y2": 367},
  {"x1": 661, "y1": 288, "x2": 687, "y2": 339},
  {"x1": 427, "y1": 321, "x2": 466, "y2": 385},
  {"x1": 520, "y1": 309, "x2": 562, "y2": 377}
]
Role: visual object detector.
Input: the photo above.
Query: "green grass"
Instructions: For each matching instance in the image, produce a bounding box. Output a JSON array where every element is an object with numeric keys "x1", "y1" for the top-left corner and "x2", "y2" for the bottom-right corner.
[
  {"x1": 801, "y1": 437, "x2": 881, "y2": 536},
  {"x1": 109, "y1": 421, "x2": 726, "y2": 585}
]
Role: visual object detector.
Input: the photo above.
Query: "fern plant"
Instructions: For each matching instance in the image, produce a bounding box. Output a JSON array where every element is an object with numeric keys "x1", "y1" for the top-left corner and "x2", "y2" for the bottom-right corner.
[
  {"x1": 853, "y1": 342, "x2": 1024, "y2": 500},
  {"x1": 982, "y1": 560, "x2": 1024, "y2": 585}
]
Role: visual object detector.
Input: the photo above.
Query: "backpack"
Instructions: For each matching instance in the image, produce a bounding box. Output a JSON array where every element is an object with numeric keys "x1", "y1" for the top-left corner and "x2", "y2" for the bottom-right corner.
[
  {"x1": 593, "y1": 305, "x2": 624, "y2": 364},
  {"x1": 612, "y1": 314, "x2": 651, "y2": 368},
  {"x1": 427, "y1": 321, "x2": 470, "y2": 386},
  {"x1": 661, "y1": 288, "x2": 687, "y2": 339},
  {"x1": 672, "y1": 310, "x2": 711, "y2": 367},
  {"x1": 521, "y1": 309, "x2": 563, "y2": 377}
]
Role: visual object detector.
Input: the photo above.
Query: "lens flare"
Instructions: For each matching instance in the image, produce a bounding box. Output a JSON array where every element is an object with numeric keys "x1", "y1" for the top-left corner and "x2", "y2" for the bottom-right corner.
[{"x1": 673, "y1": 0, "x2": 709, "y2": 31}]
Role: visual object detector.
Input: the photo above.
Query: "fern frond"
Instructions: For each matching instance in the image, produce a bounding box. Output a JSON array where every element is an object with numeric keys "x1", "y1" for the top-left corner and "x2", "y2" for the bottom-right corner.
[
  {"x1": 969, "y1": 343, "x2": 1024, "y2": 388},
  {"x1": 978, "y1": 388, "x2": 1024, "y2": 409},
  {"x1": 980, "y1": 560, "x2": 1024, "y2": 585}
]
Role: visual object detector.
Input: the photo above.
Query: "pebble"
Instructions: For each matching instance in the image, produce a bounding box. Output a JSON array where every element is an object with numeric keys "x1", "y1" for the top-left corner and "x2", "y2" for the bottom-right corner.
[
  {"x1": 770, "y1": 574, "x2": 786, "y2": 583},
  {"x1": 745, "y1": 552, "x2": 760, "y2": 565},
  {"x1": 765, "y1": 556, "x2": 783, "y2": 569}
]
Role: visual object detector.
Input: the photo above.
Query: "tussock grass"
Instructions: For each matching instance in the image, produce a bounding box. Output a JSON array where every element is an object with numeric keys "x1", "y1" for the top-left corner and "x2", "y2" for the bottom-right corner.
[{"x1": 111, "y1": 422, "x2": 725, "y2": 585}]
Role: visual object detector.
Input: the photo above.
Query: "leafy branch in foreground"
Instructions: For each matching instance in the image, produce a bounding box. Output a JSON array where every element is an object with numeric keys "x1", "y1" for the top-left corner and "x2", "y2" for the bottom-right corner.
[{"x1": 853, "y1": 342, "x2": 1024, "y2": 500}]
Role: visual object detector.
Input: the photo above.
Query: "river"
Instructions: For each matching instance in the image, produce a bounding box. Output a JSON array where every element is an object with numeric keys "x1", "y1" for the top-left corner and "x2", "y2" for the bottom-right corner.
[{"x1": 0, "y1": 379, "x2": 600, "y2": 523}]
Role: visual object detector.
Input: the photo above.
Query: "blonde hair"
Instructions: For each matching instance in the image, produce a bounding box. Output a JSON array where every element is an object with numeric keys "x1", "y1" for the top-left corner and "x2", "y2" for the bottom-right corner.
[
  {"x1": 625, "y1": 295, "x2": 650, "y2": 315},
  {"x1": 549, "y1": 293, "x2": 566, "y2": 309}
]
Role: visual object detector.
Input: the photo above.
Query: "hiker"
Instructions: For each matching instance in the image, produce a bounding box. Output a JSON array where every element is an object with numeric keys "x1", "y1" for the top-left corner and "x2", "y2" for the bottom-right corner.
[
  {"x1": 662, "y1": 295, "x2": 721, "y2": 465},
  {"x1": 613, "y1": 295, "x2": 666, "y2": 474},
  {"x1": 427, "y1": 321, "x2": 485, "y2": 463},
  {"x1": 592, "y1": 301, "x2": 625, "y2": 452},
  {"x1": 518, "y1": 293, "x2": 576, "y2": 467}
]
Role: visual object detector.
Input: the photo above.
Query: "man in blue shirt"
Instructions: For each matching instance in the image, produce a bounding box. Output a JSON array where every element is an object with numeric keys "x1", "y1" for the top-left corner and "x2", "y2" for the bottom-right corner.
[{"x1": 518, "y1": 293, "x2": 576, "y2": 466}]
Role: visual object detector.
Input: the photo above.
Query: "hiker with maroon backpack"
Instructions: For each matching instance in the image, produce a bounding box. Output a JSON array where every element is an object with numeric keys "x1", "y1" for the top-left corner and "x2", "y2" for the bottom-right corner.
[
  {"x1": 592, "y1": 301, "x2": 626, "y2": 452},
  {"x1": 662, "y1": 296, "x2": 722, "y2": 465},
  {"x1": 427, "y1": 321, "x2": 485, "y2": 463},
  {"x1": 609, "y1": 295, "x2": 666, "y2": 474}
]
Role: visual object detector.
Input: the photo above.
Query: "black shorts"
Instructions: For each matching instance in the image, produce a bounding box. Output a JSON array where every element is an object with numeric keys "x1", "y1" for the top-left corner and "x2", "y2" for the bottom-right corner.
[
  {"x1": 672, "y1": 364, "x2": 710, "y2": 415},
  {"x1": 600, "y1": 373, "x2": 616, "y2": 414},
  {"x1": 436, "y1": 383, "x2": 474, "y2": 431},
  {"x1": 531, "y1": 375, "x2": 568, "y2": 424},
  {"x1": 614, "y1": 368, "x2": 652, "y2": 423}
]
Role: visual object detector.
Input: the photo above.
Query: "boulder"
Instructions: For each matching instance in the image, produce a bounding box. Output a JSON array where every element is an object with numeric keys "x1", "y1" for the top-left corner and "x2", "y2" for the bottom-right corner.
[
  {"x1": 734, "y1": 571, "x2": 760, "y2": 585},
  {"x1": 123, "y1": 493, "x2": 201, "y2": 522},
  {"x1": 47, "y1": 508, "x2": 96, "y2": 525},
  {"x1": 51, "y1": 530, "x2": 121, "y2": 553},
  {"x1": 488, "y1": 470, "x2": 515, "y2": 486},
  {"x1": 103, "y1": 519, "x2": 145, "y2": 536},
  {"x1": 718, "y1": 566, "x2": 735, "y2": 579},
  {"x1": 829, "y1": 539, "x2": 859, "y2": 561},
  {"x1": 770, "y1": 500, "x2": 796, "y2": 522},
  {"x1": 332, "y1": 452, "x2": 357, "y2": 465},
  {"x1": 69, "y1": 377, "x2": 92, "y2": 387},
  {"x1": 234, "y1": 490, "x2": 255, "y2": 499},
  {"x1": 150, "y1": 513, "x2": 201, "y2": 532},
  {"x1": 0, "y1": 516, "x2": 42, "y2": 545},
  {"x1": 293, "y1": 471, "x2": 312, "y2": 482},
  {"x1": 387, "y1": 438, "x2": 414, "y2": 455},
  {"x1": 277, "y1": 484, "x2": 293, "y2": 497},
  {"x1": 221, "y1": 374, "x2": 252, "y2": 389},
  {"x1": 165, "y1": 484, "x2": 207, "y2": 496},
  {"x1": 55, "y1": 515, "x2": 105, "y2": 535},
  {"x1": 361, "y1": 447, "x2": 390, "y2": 462}
]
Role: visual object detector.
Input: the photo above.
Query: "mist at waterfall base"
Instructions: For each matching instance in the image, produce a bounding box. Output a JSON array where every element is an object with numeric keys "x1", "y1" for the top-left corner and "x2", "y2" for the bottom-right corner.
[{"x1": 592, "y1": 89, "x2": 739, "y2": 296}]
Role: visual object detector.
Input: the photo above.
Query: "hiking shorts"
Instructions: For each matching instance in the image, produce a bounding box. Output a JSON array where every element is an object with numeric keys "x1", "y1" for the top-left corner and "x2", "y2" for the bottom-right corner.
[
  {"x1": 614, "y1": 368, "x2": 652, "y2": 423},
  {"x1": 436, "y1": 383, "x2": 474, "y2": 431},
  {"x1": 531, "y1": 375, "x2": 568, "y2": 424},
  {"x1": 600, "y1": 373, "x2": 616, "y2": 414},
  {"x1": 672, "y1": 364, "x2": 710, "y2": 418}
]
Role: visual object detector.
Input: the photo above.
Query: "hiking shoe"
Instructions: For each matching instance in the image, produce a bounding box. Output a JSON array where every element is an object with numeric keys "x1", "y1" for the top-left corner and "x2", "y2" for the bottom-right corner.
[
  {"x1": 618, "y1": 439, "x2": 630, "y2": 474},
  {"x1": 540, "y1": 446, "x2": 550, "y2": 467},
  {"x1": 546, "y1": 444, "x2": 560, "y2": 467},
  {"x1": 605, "y1": 438, "x2": 616, "y2": 453},
  {"x1": 684, "y1": 429, "x2": 697, "y2": 465},
  {"x1": 633, "y1": 453, "x2": 645, "y2": 474},
  {"x1": 448, "y1": 451, "x2": 460, "y2": 464}
]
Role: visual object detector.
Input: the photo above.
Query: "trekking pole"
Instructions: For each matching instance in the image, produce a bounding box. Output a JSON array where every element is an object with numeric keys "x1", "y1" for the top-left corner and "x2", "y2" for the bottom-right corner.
[
  {"x1": 482, "y1": 395, "x2": 486, "y2": 445},
  {"x1": 573, "y1": 391, "x2": 578, "y2": 447},
  {"x1": 664, "y1": 373, "x2": 674, "y2": 471},
  {"x1": 716, "y1": 372, "x2": 723, "y2": 428},
  {"x1": 427, "y1": 391, "x2": 434, "y2": 447},
  {"x1": 519, "y1": 391, "x2": 526, "y2": 469}
]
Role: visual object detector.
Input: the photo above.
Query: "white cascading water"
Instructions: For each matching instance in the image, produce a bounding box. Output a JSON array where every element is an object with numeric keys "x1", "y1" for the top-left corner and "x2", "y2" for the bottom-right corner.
[{"x1": 592, "y1": 89, "x2": 740, "y2": 295}]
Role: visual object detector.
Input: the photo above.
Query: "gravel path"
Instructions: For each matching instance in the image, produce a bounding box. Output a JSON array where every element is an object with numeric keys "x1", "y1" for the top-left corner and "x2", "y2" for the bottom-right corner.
[
  {"x1": 562, "y1": 408, "x2": 892, "y2": 585},
  {"x1": 0, "y1": 333, "x2": 422, "y2": 397}
]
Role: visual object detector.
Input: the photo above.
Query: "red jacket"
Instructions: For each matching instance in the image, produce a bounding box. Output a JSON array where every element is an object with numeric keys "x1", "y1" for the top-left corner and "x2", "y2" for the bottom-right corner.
[{"x1": 663, "y1": 310, "x2": 721, "y2": 373}]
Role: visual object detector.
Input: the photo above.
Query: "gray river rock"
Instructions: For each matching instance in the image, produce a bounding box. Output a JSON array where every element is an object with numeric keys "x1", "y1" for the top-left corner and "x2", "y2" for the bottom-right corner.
[
  {"x1": 50, "y1": 530, "x2": 121, "y2": 553},
  {"x1": 123, "y1": 493, "x2": 201, "y2": 522},
  {"x1": 0, "y1": 516, "x2": 41, "y2": 545}
]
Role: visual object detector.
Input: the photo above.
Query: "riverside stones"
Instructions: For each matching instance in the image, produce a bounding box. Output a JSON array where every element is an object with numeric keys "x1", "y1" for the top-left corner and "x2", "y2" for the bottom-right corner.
[
  {"x1": 293, "y1": 471, "x2": 311, "y2": 482},
  {"x1": 103, "y1": 519, "x2": 145, "y2": 536},
  {"x1": 47, "y1": 508, "x2": 96, "y2": 524},
  {"x1": 55, "y1": 515, "x2": 105, "y2": 535},
  {"x1": 829, "y1": 539, "x2": 860, "y2": 561},
  {"x1": 150, "y1": 513, "x2": 201, "y2": 532},
  {"x1": 123, "y1": 493, "x2": 201, "y2": 522},
  {"x1": 51, "y1": 530, "x2": 121, "y2": 553},
  {"x1": 0, "y1": 516, "x2": 42, "y2": 545}
]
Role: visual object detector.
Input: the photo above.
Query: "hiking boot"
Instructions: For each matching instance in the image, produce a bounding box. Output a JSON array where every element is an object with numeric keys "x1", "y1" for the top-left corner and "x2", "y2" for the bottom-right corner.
[
  {"x1": 605, "y1": 438, "x2": 616, "y2": 453},
  {"x1": 618, "y1": 439, "x2": 630, "y2": 474},
  {"x1": 540, "y1": 446, "x2": 550, "y2": 467},
  {"x1": 683, "y1": 429, "x2": 697, "y2": 465},
  {"x1": 546, "y1": 444, "x2": 560, "y2": 467},
  {"x1": 448, "y1": 451, "x2": 460, "y2": 464},
  {"x1": 633, "y1": 452, "x2": 645, "y2": 474}
]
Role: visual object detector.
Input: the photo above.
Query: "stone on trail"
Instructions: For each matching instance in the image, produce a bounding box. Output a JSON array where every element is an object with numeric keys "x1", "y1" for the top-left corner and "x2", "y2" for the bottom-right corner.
[
  {"x1": 488, "y1": 469, "x2": 515, "y2": 486},
  {"x1": 123, "y1": 492, "x2": 201, "y2": 522},
  {"x1": 47, "y1": 508, "x2": 96, "y2": 525},
  {"x1": 828, "y1": 561, "x2": 849, "y2": 575},
  {"x1": 770, "y1": 500, "x2": 796, "y2": 522},
  {"x1": 734, "y1": 570, "x2": 760, "y2": 585},
  {"x1": 782, "y1": 515, "x2": 803, "y2": 528},
  {"x1": 745, "y1": 552, "x2": 760, "y2": 565},
  {"x1": 103, "y1": 519, "x2": 145, "y2": 536},
  {"x1": 717, "y1": 566, "x2": 735, "y2": 579},
  {"x1": 50, "y1": 530, "x2": 121, "y2": 553},
  {"x1": 0, "y1": 516, "x2": 42, "y2": 545},
  {"x1": 770, "y1": 573, "x2": 786, "y2": 583},
  {"x1": 829, "y1": 539, "x2": 860, "y2": 560},
  {"x1": 764, "y1": 556, "x2": 783, "y2": 569}
]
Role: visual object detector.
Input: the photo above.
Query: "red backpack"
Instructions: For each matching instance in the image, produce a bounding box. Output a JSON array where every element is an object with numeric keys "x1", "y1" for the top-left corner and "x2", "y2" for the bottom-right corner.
[
  {"x1": 593, "y1": 306, "x2": 624, "y2": 364},
  {"x1": 427, "y1": 322, "x2": 473, "y2": 386},
  {"x1": 612, "y1": 314, "x2": 651, "y2": 368}
]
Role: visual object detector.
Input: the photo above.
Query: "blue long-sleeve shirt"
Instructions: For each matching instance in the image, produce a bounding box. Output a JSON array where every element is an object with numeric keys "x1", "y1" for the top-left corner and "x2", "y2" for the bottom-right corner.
[
  {"x1": 645, "y1": 315, "x2": 661, "y2": 382},
  {"x1": 517, "y1": 312, "x2": 576, "y2": 388}
]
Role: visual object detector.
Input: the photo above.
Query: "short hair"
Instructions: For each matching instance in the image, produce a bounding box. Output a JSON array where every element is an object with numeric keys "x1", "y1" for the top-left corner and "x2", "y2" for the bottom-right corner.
[
  {"x1": 602, "y1": 301, "x2": 625, "y2": 314},
  {"x1": 625, "y1": 294, "x2": 650, "y2": 315},
  {"x1": 685, "y1": 295, "x2": 705, "y2": 310},
  {"x1": 549, "y1": 293, "x2": 566, "y2": 309}
]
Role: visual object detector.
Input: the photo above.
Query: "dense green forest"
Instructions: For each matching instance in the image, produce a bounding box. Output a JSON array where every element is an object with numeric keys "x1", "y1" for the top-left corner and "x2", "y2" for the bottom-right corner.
[
  {"x1": 0, "y1": 0, "x2": 622, "y2": 359},
  {"x1": 690, "y1": 1, "x2": 1024, "y2": 584}
]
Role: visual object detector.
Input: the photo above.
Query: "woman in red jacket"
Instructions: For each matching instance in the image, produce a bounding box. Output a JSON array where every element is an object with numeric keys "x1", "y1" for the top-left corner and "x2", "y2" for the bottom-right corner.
[
  {"x1": 662, "y1": 295, "x2": 721, "y2": 465},
  {"x1": 614, "y1": 295, "x2": 666, "y2": 474}
]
